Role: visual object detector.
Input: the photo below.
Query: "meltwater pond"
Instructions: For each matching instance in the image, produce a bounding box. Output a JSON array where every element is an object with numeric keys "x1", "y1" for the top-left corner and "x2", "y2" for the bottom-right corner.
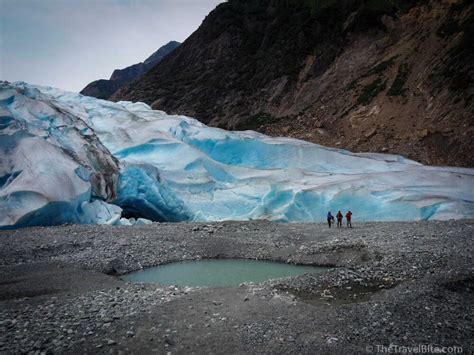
[{"x1": 122, "y1": 259, "x2": 326, "y2": 288}]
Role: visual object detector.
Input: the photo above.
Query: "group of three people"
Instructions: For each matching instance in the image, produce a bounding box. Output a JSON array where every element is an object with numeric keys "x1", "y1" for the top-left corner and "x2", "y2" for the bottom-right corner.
[{"x1": 327, "y1": 210, "x2": 352, "y2": 228}]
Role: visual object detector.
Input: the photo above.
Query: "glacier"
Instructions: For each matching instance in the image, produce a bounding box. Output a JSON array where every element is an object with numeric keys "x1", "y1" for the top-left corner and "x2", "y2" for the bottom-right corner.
[
  {"x1": 1, "y1": 81, "x2": 473, "y2": 229},
  {"x1": 0, "y1": 82, "x2": 122, "y2": 228}
]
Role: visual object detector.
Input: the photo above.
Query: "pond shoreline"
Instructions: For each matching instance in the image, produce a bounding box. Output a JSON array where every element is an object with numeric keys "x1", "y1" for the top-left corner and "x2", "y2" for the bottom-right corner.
[{"x1": 1, "y1": 220, "x2": 473, "y2": 353}]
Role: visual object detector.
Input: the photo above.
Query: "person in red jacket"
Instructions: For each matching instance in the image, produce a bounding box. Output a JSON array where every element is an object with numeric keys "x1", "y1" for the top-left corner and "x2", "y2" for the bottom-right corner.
[
  {"x1": 336, "y1": 211, "x2": 343, "y2": 228},
  {"x1": 345, "y1": 211, "x2": 352, "y2": 228}
]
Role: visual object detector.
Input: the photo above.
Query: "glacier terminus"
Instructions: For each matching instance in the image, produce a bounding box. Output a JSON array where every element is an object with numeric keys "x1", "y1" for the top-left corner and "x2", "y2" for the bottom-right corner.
[{"x1": 1, "y1": 81, "x2": 473, "y2": 229}]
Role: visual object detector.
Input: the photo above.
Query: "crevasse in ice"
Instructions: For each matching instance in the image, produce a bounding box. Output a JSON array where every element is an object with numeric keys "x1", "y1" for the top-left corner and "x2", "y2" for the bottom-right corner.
[{"x1": 1, "y1": 81, "x2": 473, "y2": 228}]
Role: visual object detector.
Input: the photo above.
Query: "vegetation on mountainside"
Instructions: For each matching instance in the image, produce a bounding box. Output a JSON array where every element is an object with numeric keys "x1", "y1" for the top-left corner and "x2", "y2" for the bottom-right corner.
[
  {"x1": 301, "y1": 0, "x2": 424, "y2": 29},
  {"x1": 357, "y1": 78, "x2": 387, "y2": 105},
  {"x1": 365, "y1": 56, "x2": 397, "y2": 76},
  {"x1": 347, "y1": 56, "x2": 410, "y2": 105},
  {"x1": 347, "y1": 56, "x2": 397, "y2": 102},
  {"x1": 435, "y1": 1, "x2": 474, "y2": 94},
  {"x1": 388, "y1": 63, "x2": 409, "y2": 97},
  {"x1": 302, "y1": 0, "x2": 414, "y2": 16},
  {"x1": 213, "y1": 0, "x2": 423, "y2": 85}
]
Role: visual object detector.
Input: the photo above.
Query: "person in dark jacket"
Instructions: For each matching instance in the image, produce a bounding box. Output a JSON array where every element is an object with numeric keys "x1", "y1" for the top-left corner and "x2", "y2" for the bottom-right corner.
[
  {"x1": 336, "y1": 211, "x2": 343, "y2": 228},
  {"x1": 345, "y1": 211, "x2": 352, "y2": 228},
  {"x1": 327, "y1": 211, "x2": 335, "y2": 228}
]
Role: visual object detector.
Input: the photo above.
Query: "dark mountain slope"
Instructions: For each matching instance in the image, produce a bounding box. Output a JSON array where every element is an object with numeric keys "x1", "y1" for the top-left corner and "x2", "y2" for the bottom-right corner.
[
  {"x1": 80, "y1": 41, "x2": 180, "y2": 99},
  {"x1": 112, "y1": 0, "x2": 474, "y2": 167}
]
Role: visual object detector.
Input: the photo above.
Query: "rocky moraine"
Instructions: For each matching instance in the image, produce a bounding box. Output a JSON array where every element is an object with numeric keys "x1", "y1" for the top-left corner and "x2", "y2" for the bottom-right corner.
[{"x1": 0, "y1": 220, "x2": 473, "y2": 354}]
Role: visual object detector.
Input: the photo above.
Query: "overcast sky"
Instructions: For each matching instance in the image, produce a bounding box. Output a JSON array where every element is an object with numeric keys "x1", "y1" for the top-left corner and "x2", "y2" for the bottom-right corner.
[{"x1": 1, "y1": 0, "x2": 224, "y2": 92}]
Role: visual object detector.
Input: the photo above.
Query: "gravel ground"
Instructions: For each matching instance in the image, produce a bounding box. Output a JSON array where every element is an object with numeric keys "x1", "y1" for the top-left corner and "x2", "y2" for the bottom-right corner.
[{"x1": 0, "y1": 220, "x2": 473, "y2": 354}]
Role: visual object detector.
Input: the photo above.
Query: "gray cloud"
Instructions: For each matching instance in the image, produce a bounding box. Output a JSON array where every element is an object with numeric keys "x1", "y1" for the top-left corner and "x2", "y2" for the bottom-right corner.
[{"x1": 1, "y1": 0, "x2": 223, "y2": 92}]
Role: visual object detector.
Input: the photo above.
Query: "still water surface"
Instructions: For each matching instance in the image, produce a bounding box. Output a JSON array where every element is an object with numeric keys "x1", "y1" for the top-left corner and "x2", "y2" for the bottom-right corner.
[{"x1": 122, "y1": 259, "x2": 326, "y2": 288}]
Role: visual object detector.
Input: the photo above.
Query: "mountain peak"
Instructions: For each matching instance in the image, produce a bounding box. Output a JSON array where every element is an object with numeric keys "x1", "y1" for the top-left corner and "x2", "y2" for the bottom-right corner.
[
  {"x1": 80, "y1": 41, "x2": 180, "y2": 100},
  {"x1": 144, "y1": 41, "x2": 181, "y2": 65}
]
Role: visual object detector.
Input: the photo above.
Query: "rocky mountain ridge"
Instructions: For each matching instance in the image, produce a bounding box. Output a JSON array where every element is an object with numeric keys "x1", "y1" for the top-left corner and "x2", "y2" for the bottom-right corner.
[{"x1": 80, "y1": 41, "x2": 180, "y2": 99}]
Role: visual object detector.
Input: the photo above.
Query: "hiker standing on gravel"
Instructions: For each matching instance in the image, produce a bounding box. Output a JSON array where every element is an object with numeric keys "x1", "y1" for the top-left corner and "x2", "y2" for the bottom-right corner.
[
  {"x1": 346, "y1": 211, "x2": 352, "y2": 228},
  {"x1": 336, "y1": 211, "x2": 343, "y2": 228},
  {"x1": 327, "y1": 211, "x2": 335, "y2": 228}
]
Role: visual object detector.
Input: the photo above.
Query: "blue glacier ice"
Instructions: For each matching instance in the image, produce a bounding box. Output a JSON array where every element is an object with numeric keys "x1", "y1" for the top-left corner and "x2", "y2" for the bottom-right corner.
[
  {"x1": 0, "y1": 82, "x2": 121, "y2": 228},
  {"x1": 1, "y1": 81, "x2": 473, "y2": 228}
]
